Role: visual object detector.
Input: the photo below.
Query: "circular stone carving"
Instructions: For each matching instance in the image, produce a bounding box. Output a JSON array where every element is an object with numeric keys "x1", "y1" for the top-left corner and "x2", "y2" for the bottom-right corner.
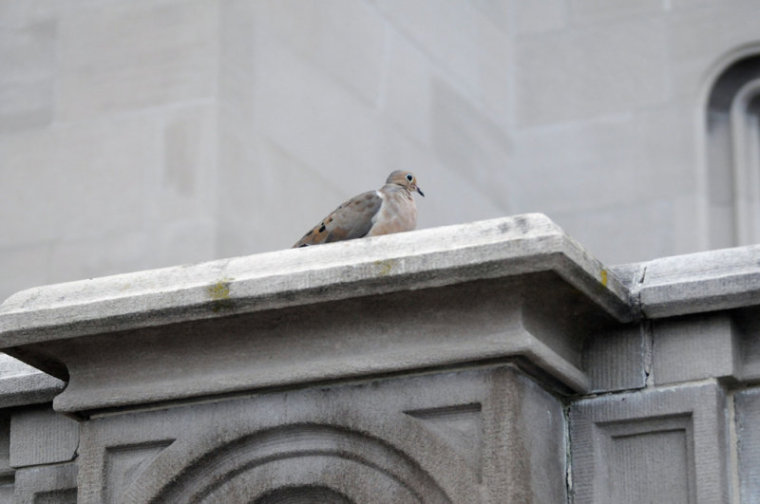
[
  {"x1": 254, "y1": 485, "x2": 353, "y2": 504},
  {"x1": 140, "y1": 424, "x2": 452, "y2": 504}
]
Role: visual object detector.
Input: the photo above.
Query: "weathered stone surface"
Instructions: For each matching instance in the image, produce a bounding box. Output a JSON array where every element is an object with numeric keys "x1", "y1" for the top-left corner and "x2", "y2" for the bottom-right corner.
[
  {"x1": 56, "y1": 0, "x2": 217, "y2": 120},
  {"x1": 568, "y1": 0, "x2": 665, "y2": 24},
  {"x1": 0, "y1": 372, "x2": 63, "y2": 409},
  {"x1": 77, "y1": 366, "x2": 565, "y2": 504},
  {"x1": 583, "y1": 324, "x2": 646, "y2": 393},
  {"x1": 0, "y1": 215, "x2": 636, "y2": 414},
  {"x1": 4, "y1": 215, "x2": 760, "y2": 502},
  {"x1": 0, "y1": 215, "x2": 633, "y2": 346},
  {"x1": 5, "y1": 0, "x2": 760, "y2": 302},
  {"x1": 570, "y1": 381, "x2": 730, "y2": 503},
  {"x1": 652, "y1": 313, "x2": 740, "y2": 385},
  {"x1": 735, "y1": 387, "x2": 760, "y2": 504},
  {"x1": 623, "y1": 245, "x2": 760, "y2": 318},
  {"x1": 0, "y1": 16, "x2": 55, "y2": 134},
  {"x1": 514, "y1": 19, "x2": 669, "y2": 126},
  {"x1": 5, "y1": 2, "x2": 760, "y2": 501},
  {"x1": 0, "y1": 355, "x2": 62, "y2": 409},
  {"x1": 25, "y1": 273, "x2": 609, "y2": 414},
  {"x1": 734, "y1": 306, "x2": 760, "y2": 381},
  {"x1": 14, "y1": 463, "x2": 77, "y2": 504},
  {"x1": 10, "y1": 406, "x2": 78, "y2": 468}
]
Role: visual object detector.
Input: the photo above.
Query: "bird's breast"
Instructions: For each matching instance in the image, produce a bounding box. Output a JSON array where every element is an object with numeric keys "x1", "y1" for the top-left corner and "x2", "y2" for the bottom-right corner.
[{"x1": 367, "y1": 190, "x2": 417, "y2": 236}]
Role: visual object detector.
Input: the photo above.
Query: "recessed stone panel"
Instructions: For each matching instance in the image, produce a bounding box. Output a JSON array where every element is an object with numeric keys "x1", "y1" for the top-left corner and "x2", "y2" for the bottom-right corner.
[{"x1": 570, "y1": 382, "x2": 729, "y2": 503}]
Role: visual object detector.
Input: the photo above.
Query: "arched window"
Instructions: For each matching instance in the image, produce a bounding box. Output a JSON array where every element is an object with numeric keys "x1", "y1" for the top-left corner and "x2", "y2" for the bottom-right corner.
[{"x1": 706, "y1": 55, "x2": 760, "y2": 247}]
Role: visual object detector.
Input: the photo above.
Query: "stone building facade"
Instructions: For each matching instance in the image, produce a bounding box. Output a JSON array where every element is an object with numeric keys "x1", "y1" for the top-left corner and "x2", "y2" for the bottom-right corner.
[
  {"x1": 3, "y1": 0, "x2": 760, "y2": 301},
  {"x1": 3, "y1": 2, "x2": 760, "y2": 501},
  {"x1": 0, "y1": 214, "x2": 758, "y2": 502}
]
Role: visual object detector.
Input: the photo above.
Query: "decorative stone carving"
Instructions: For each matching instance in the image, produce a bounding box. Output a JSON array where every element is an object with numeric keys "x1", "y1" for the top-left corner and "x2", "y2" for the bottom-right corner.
[{"x1": 76, "y1": 366, "x2": 566, "y2": 504}]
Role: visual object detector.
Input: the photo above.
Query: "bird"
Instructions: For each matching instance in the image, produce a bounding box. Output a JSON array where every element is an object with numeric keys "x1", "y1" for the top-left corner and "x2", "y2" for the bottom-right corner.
[{"x1": 293, "y1": 170, "x2": 424, "y2": 247}]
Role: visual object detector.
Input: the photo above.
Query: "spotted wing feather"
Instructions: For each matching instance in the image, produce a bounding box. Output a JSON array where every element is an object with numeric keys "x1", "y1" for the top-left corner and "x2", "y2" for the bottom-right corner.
[{"x1": 293, "y1": 191, "x2": 382, "y2": 247}]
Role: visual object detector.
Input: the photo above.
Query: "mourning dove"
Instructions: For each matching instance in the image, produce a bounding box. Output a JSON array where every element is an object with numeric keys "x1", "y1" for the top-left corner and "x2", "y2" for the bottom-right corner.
[{"x1": 293, "y1": 171, "x2": 424, "y2": 247}]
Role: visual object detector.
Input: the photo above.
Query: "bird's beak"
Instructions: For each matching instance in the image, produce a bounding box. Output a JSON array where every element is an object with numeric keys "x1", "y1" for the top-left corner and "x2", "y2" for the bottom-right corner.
[{"x1": 417, "y1": 186, "x2": 425, "y2": 197}]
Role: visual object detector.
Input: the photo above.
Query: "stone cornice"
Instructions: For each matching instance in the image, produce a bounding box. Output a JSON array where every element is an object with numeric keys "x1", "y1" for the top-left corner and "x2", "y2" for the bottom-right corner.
[
  {"x1": 2, "y1": 214, "x2": 760, "y2": 415},
  {"x1": 0, "y1": 214, "x2": 634, "y2": 345}
]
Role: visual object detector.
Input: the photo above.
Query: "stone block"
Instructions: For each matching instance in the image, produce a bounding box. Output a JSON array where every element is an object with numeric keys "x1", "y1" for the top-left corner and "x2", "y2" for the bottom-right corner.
[
  {"x1": 0, "y1": 373, "x2": 63, "y2": 410},
  {"x1": 218, "y1": 0, "x2": 256, "y2": 130},
  {"x1": 0, "y1": 215, "x2": 635, "y2": 413},
  {"x1": 56, "y1": 0, "x2": 217, "y2": 120},
  {"x1": 514, "y1": 19, "x2": 669, "y2": 126},
  {"x1": 432, "y1": 79, "x2": 512, "y2": 210},
  {"x1": 248, "y1": 35, "x2": 384, "y2": 189},
  {"x1": 76, "y1": 366, "x2": 565, "y2": 503},
  {"x1": 510, "y1": 0, "x2": 567, "y2": 34},
  {"x1": 381, "y1": 33, "x2": 435, "y2": 146},
  {"x1": 0, "y1": 415, "x2": 10, "y2": 479},
  {"x1": 469, "y1": 0, "x2": 511, "y2": 33},
  {"x1": 251, "y1": 0, "x2": 387, "y2": 107},
  {"x1": 0, "y1": 1, "x2": 56, "y2": 28},
  {"x1": 10, "y1": 407, "x2": 78, "y2": 468},
  {"x1": 634, "y1": 245, "x2": 760, "y2": 318},
  {"x1": 373, "y1": 0, "x2": 510, "y2": 110},
  {"x1": 0, "y1": 482, "x2": 11, "y2": 503},
  {"x1": 0, "y1": 115, "x2": 161, "y2": 250},
  {"x1": 158, "y1": 104, "x2": 218, "y2": 221},
  {"x1": 735, "y1": 387, "x2": 760, "y2": 504},
  {"x1": 570, "y1": 381, "x2": 730, "y2": 503},
  {"x1": 510, "y1": 108, "x2": 696, "y2": 217},
  {"x1": 569, "y1": 0, "x2": 665, "y2": 24},
  {"x1": 216, "y1": 132, "x2": 347, "y2": 254},
  {"x1": 14, "y1": 463, "x2": 77, "y2": 504},
  {"x1": 44, "y1": 274, "x2": 594, "y2": 414},
  {"x1": 608, "y1": 263, "x2": 645, "y2": 292},
  {"x1": 0, "y1": 18, "x2": 55, "y2": 134},
  {"x1": 0, "y1": 213, "x2": 632, "y2": 340},
  {"x1": 0, "y1": 352, "x2": 63, "y2": 411},
  {"x1": 668, "y1": 1, "x2": 760, "y2": 107},
  {"x1": 583, "y1": 324, "x2": 646, "y2": 393},
  {"x1": 735, "y1": 306, "x2": 760, "y2": 381},
  {"x1": 652, "y1": 313, "x2": 740, "y2": 385}
]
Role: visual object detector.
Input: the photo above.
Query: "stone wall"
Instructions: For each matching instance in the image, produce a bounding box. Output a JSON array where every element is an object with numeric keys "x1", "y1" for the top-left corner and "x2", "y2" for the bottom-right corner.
[
  {"x1": 4, "y1": 1, "x2": 760, "y2": 304},
  {"x1": 0, "y1": 214, "x2": 758, "y2": 502}
]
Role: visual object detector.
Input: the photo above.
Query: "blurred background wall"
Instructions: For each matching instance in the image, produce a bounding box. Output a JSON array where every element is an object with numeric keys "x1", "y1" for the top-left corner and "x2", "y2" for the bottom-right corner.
[{"x1": 2, "y1": 0, "x2": 760, "y2": 303}]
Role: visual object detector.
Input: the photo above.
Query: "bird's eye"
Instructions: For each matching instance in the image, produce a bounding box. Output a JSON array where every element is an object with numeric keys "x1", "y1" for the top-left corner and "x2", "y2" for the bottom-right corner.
[{"x1": 406, "y1": 174, "x2": 413, "y2": 182}]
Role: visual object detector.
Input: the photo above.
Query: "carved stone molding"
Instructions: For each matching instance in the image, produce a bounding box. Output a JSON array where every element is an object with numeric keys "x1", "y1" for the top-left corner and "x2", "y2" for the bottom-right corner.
[
  {"x1": 77, "y1": 366, "x2": 565, "y2": 504},
  {"x1": 0, "y1": 215, "x2": 632, "y2": 416}
]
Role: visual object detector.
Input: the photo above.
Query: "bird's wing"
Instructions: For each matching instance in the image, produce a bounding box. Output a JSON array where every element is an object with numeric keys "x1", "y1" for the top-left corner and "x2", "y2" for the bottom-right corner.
[{"x1": 293, "y1": 190, "x2": 383, "y2": 247}]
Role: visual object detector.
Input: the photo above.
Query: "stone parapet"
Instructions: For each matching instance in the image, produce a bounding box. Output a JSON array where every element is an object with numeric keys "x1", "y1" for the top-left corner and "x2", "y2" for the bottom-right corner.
[{"x1": 0, "y1": 214, "x2": 758, "y2": 502}]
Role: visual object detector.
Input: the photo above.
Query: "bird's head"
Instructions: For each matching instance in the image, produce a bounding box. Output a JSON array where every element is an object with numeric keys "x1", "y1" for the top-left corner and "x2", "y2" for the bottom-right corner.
[{"x1": 387, "y1": 170, "x2": 424, "y2": 197}]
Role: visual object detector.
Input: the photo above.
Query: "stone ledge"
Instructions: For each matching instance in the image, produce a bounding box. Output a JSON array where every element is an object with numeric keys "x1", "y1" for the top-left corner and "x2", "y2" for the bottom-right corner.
[
  {"x1": 0, "y1": 355, "x2": 63, "y2": 409},
  {"x1": 0, "y1": 214, "x2": 634, "y2": 347},
  {"x1": 0, "y1": 214, "x2": 633, "y2": 415},
  {"x1": 3, "y1": 214, "x2": 760, "y2": 415},
  {"x1": 0, "y1": 373, "x2": 63, "y2": 410},
  {"x1": 611, "y1": 245, "x2": 760, "y2": 318}
]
